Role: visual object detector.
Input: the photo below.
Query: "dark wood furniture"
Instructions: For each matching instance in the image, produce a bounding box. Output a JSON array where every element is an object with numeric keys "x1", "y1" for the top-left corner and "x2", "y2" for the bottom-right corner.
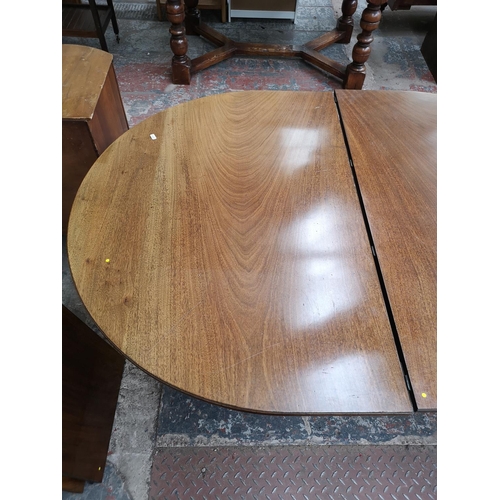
[
  {"x1": 67, "y1": 90, "x2": 436, "y2": 415},
  {"x1": 62, "y1": 0, "x2": 120, "y2": 52},
  {"x1": 165, "y1": 0, "x2": 386, "y2": 89},
  {"x1": 383, "y1": 0, "x2": 436, "y2": 10},
  {"x1": 62, "y1": 305, "x2": 125, "y2": 492},
  {"x1": 62, "y1": 44, "x2": 129, "y2": 234},
  {"x1": 157, "y1": 0, "x2": 227, "y2": 23},
  {"x1": 421, "y1": 13, "x2": 437, "y2": 81}
]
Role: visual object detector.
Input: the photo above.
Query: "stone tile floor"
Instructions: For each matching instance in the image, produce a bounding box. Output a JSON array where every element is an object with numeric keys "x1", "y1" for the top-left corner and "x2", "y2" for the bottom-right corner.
[
  {"x1": 63, "y1": 0, "x2": 436, "y2": 127},
  {"x1": 62, "y1": 1, "x2": 437, "y2": 498}
]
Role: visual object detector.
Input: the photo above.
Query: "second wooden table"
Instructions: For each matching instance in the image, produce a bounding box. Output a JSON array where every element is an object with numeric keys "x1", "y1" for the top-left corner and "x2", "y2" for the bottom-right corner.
[{"x1": 68, "y1": 90, "x2": 436, "y2": 415}]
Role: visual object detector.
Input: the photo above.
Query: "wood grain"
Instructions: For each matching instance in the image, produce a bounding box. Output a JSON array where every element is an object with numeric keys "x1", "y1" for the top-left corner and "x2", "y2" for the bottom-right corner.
[
  {"x1": 62, "y1": 121, "x2": 99, "y2": 233},
  {"x1": 335, "y1": 90, "x2": 437, "y2": 411},
  {"x1": 88, "y1": 64, "x2": 129, "y2": 155},
  {"x1": 62, "y1": 44, "x2": 128, "y2": 233},
  {"x1": 68, "y1": 91, "x2": 412, "y2": 414},
  {"x1": 62, "y1": 44, "x2": 113, "y2": 120}
]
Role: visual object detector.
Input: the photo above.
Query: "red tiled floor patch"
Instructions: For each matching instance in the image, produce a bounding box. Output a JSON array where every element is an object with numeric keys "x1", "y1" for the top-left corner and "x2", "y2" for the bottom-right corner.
[
  {"x1": 198, "y1": 58, "x2": 343, "y2": 92},
  {"x1": 115, "y1": 63, "x2": 172, "y2": 93},
  {"x1": 149, "y1": 445, "x2": 436, "y2": 499}
]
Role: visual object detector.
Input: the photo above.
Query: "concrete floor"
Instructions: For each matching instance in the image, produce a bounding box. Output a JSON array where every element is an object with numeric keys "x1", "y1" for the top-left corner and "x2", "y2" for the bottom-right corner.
[{"x1": 62, "y1": 1, "x2": 437, "y2": 498}]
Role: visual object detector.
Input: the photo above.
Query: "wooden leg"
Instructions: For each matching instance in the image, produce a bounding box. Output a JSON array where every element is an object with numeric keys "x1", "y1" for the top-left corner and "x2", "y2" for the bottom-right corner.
[
  {"x1": 337, "y1": 0, "x2": 357, "y2": 44},
  {"x1": 89, "y1": 0, "x2": 108, "y2": 52},
  {"x1": 167, "y1": 0, "x2": 192, "y2": 84},
  {"x1": 156, "y1": 0, "x2": 163, "y2": 21},
  {"x1": 344, "y1": 0, "x2": 383, "y2": 89},
  {"x1": 107, "y1": 0, "x2": 120, "y2": 37},
  {"x1": 185, "y1": 0, "x2": 201, "y2": 35},
  {"x1": 221, "y1": 0, "x2": 227, "y2": 23}
]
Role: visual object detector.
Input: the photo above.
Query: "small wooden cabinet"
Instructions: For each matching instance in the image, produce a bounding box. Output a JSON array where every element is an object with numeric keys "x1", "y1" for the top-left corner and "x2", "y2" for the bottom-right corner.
[{"x1": 62, "y1": 44, "x2": 128, "y2": 234}]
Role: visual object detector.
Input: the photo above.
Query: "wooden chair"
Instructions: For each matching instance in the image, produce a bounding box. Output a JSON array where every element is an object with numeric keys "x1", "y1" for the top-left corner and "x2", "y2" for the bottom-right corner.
[{"x1": 62, "y1": 0, "x2": 120, "y2": 52}]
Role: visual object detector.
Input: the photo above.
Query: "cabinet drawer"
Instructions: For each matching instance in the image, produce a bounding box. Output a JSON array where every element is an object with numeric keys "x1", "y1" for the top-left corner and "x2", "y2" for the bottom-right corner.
[
  {"x1": 230, "y1": 0, "x2": 296, "y2": 21},
  {"x1": 231, "y1": 0, "x2": 296, "y2": 11}
]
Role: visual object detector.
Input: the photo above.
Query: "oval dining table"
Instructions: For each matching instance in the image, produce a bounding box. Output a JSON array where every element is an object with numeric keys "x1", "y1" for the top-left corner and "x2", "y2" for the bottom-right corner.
[{"x1": 67, "y1": 89, "x2": 436, "y2": 415}]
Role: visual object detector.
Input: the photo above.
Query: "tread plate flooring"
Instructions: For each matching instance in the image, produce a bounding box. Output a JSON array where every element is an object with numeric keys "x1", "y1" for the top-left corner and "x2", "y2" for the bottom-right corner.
[{"x1": 150, "y1": 445, "x2": 437, "y2": 499}]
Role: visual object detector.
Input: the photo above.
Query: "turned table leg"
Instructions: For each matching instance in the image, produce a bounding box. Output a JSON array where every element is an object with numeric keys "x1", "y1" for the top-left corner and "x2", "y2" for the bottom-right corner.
[
  {"x1": 344, "y1": 0, "x2": 384, "y2": 89},
  {"x1": 167, "y1": 0, "x2": 191, "y2": 84},
  {"x1": 337, "y1": 0, "x2": 358, "y2": 44}
]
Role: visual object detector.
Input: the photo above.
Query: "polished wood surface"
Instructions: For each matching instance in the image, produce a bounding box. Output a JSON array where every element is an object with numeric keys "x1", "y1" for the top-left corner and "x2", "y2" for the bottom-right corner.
[
  {"x1": 335, "y1": 90, "x2": 437, "y2": 410},
  {"x1": 62, "y1": 305, "x2": 124, "y2": 489},
  {"x1": 62, "y1": 44, "x2": 129, "y2": 234},
  {"x1": 68, "y1": 91, "x2": 412, "y2": 414}
]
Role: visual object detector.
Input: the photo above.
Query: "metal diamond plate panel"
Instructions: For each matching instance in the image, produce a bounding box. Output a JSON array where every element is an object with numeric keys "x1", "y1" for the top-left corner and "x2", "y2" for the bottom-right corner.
[{"x1": 150, "y1": 445, "x2": 436, "y2": 500}]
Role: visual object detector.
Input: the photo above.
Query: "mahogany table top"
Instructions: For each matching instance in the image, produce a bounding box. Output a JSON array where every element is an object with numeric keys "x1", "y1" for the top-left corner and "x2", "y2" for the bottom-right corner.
[
  {"x1": 336, "y1": 90, "x2": 437, "y2": 411},
  {"x1": 68, "y1": 90, "x2": 436, "y2": 414}
]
